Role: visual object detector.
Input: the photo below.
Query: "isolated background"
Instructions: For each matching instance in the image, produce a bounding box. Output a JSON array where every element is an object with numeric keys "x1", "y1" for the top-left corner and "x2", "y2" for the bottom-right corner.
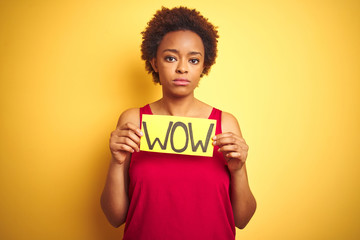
[{"x1": 1, "y1": 0, "x2": 359, "y2": 239}]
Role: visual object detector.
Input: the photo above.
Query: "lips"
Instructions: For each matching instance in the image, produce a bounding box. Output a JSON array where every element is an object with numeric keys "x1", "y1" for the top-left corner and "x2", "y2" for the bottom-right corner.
[{"x1": 173, "y1": 78, "x2": 190, "y2": 86}]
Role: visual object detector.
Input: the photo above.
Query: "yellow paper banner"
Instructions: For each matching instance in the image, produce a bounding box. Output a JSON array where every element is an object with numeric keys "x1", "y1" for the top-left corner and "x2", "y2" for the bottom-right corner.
[{"x1": 140, "y1": 114, "x2": 217, "y2": 157}]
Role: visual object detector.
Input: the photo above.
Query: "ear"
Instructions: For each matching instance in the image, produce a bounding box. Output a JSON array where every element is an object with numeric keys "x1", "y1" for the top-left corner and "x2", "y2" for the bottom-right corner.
[{"x1": 150, "y1": 58, "x2": 158, "y2": 72}]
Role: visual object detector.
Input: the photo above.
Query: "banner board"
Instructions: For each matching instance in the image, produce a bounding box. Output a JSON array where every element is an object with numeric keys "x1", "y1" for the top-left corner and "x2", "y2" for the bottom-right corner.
[{"x1": 140, "y1": 114, "x2": 217, "y2": 157}]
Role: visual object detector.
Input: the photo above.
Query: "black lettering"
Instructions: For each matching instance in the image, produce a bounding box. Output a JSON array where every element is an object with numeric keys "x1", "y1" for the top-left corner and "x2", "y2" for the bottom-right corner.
[
  {"x1": 143, "y1": 121, "x2": 173, "y2": 150},
  {"x1": 170, "y1": 122, "x2": 189, "y2": 153},
  {"x1": 188, "y1": 123, "x2": 214, "y2": 152}
]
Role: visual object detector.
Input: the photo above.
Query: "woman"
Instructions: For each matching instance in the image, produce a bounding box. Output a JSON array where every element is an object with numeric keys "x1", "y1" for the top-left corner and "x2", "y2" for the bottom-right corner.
[{"x1": 101, "y1": 6, "x2": 256, "y2": 240}]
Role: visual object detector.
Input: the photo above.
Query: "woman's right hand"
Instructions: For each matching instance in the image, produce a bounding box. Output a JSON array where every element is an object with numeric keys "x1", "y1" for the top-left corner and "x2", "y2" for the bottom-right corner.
[{"x1": 109, "y1": 122, "x2": 143, "y2": 165}]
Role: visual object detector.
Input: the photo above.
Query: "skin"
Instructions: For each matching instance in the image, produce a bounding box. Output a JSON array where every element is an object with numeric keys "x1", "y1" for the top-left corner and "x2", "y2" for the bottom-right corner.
[{"x1": 101, "y1": 30, "x2": 256, "y2": 229}]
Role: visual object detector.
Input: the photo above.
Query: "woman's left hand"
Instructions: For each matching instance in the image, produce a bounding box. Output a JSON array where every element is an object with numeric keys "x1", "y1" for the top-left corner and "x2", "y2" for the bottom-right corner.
[{"x1": 212, "y1": 132, "x2": 249, "y2": 173}]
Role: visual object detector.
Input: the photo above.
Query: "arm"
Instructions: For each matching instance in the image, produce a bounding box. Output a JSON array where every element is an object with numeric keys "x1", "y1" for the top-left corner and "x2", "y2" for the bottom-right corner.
[
  {"x1": 212, "y1": 112, "x2": 256, "y2": 229},
  {"x1": 100, "y1": 108, "x2": 142, "y2": 227}
]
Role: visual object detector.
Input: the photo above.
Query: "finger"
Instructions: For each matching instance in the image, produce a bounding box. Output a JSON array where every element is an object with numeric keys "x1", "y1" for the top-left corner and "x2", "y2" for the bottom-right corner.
[
  {"x1": 110, "y1": 137, "x2": 140, "y2": 152},
  {"x1": 111, "y1": 133, "x2": 139, "y2": 151},
  {"x1": 110, "y1": 142, "x2": 127, "y2": 152},
  {"x1": 225, "y1": 151, "x2": 242, "y2": 159},
  {"x1": 110, "y1": 129, "x2": 122, "y2": 138},
  {"x1": 213, "y1": 132, "x2": 242, "y2": 142},
  {"x1": 119, "y1": 122, "x2": 143, "y2": 137},
  {"x1": 112, "y1": 143, "x2": 136, "y2": 153},
  {"x1": 212, "y1": 136, "x2": 238, "y2": 146},
  {"x1": 114, "y1": 137, "x2": 140, "y2": 152},
  {"x1": 116, "y1": 130, "x2": 141, "y2": 144},
  {"x1": 218, "y1": 144, "x2": 240, "y2": 153},
  {"x1": 111, "y1": 129, "x2": 141, "y2": 144}
]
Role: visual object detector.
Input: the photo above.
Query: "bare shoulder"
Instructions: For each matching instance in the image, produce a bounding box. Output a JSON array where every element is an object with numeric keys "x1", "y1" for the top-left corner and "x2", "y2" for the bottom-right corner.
[
  {"x1": 116, "y1": 108, "x2": 140, "y2": 128},
  {"x1": 221, "y1": 111, "x2": 243, "y2": 137}
]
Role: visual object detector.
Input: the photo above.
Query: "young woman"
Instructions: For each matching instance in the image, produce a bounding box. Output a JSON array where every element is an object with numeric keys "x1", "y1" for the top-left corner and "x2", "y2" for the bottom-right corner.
[{"x1": 101, "y1": 6, "x2": 256, "y2": 240}]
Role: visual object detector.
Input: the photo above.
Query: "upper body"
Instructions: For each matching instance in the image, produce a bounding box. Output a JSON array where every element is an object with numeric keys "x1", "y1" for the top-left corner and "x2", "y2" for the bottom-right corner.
[
  {"x1": 100, "y1": 6, "x2": 256, "y2": 239},
  {"x1": 122, "y1": 103, "x2": 235, "y2": 240}
]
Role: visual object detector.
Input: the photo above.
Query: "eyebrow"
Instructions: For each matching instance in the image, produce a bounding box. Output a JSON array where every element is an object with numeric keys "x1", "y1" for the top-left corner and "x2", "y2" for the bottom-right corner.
[{"x1": 163, "y1": 49, "x2": 203, "y2": 56}]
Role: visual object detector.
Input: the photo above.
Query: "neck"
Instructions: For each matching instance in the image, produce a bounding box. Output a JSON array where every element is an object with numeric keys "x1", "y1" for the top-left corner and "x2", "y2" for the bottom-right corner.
[{"x1": 158, "y1": 93, "x2": 198, "y2": 117}]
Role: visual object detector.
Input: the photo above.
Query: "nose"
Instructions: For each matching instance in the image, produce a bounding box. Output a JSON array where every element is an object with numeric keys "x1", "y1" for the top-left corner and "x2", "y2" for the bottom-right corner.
[{"x1": 176, "y1": 59, "x2": 188, "y2": 74}]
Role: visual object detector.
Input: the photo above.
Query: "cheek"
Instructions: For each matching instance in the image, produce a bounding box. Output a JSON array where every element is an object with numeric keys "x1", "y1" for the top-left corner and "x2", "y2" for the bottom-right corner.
[
  {"x1": 194, "y1": 65, "x2": 205, "y2": 76},
  {"x1": 158, "y1": 63, "x2": 173, "y2": 73}
]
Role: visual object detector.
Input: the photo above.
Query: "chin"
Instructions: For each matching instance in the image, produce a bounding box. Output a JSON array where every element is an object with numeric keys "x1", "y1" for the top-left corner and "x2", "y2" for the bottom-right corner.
[{"x1": 170, "y1": 90, "x2": 194, "y2": 98}]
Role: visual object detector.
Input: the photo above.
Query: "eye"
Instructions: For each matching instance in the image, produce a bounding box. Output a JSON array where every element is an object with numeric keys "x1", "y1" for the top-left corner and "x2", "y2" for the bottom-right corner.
[
  {"x1": 189, "y1": 58, "x2": 200, "y2": 64},
  {"x1": 165, "y1": 56, "x2": 177, "y2": 62}
]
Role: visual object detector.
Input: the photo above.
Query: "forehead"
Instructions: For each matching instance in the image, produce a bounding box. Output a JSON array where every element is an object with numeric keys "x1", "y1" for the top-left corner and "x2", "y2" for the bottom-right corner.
[{"x1": 157, "y1": 30, "x2": 205, "y2": 54}]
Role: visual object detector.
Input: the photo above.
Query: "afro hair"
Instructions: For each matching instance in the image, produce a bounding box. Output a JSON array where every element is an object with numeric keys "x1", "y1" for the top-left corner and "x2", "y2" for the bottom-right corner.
[{"x1": 141, "y1": 6, "x2": 219, "y2": 83}]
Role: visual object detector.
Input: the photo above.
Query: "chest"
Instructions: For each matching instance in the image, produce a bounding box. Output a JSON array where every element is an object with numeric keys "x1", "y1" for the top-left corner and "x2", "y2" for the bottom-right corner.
[{"x1": 129, "y1": 151, "x2": 230, "y2": 192}]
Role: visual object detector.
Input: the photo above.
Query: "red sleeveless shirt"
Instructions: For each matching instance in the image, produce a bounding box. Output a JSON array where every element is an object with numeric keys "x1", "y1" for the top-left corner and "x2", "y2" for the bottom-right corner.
[{"x1": 123, "y1": 104, "x2": 235, "y2": 240}]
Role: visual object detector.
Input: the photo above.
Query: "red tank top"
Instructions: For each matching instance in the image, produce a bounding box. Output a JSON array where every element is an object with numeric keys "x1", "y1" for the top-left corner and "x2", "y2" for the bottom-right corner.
[{"x1": 123, "y1": 104, "x2": 235, "y2": 240}]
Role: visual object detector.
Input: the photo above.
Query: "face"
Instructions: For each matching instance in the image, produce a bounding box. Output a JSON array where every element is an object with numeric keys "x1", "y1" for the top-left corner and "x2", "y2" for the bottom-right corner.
[{"x1": 151, "y1": 30, "x2": 205, "y2": 98}]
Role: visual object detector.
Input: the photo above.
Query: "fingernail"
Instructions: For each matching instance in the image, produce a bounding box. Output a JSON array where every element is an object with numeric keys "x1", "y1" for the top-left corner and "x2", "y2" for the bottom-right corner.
[
  {"x1": 212, "y1": 136, "x2": 217, "y2": 140},
  {"x1": 139, "y1": 131, "x2": 143, "y2": 136}
]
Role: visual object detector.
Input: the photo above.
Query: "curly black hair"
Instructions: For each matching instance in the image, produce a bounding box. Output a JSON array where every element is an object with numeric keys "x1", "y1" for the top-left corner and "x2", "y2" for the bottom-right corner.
[{"x1": 141, "y1": 6, "x2": 219, "y2": 83}]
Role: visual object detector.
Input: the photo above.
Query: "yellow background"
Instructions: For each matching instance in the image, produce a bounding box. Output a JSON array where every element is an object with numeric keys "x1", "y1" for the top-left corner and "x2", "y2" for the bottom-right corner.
[{"x1": 0, "y1": 0, "x2": 359, "y2": 239}]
